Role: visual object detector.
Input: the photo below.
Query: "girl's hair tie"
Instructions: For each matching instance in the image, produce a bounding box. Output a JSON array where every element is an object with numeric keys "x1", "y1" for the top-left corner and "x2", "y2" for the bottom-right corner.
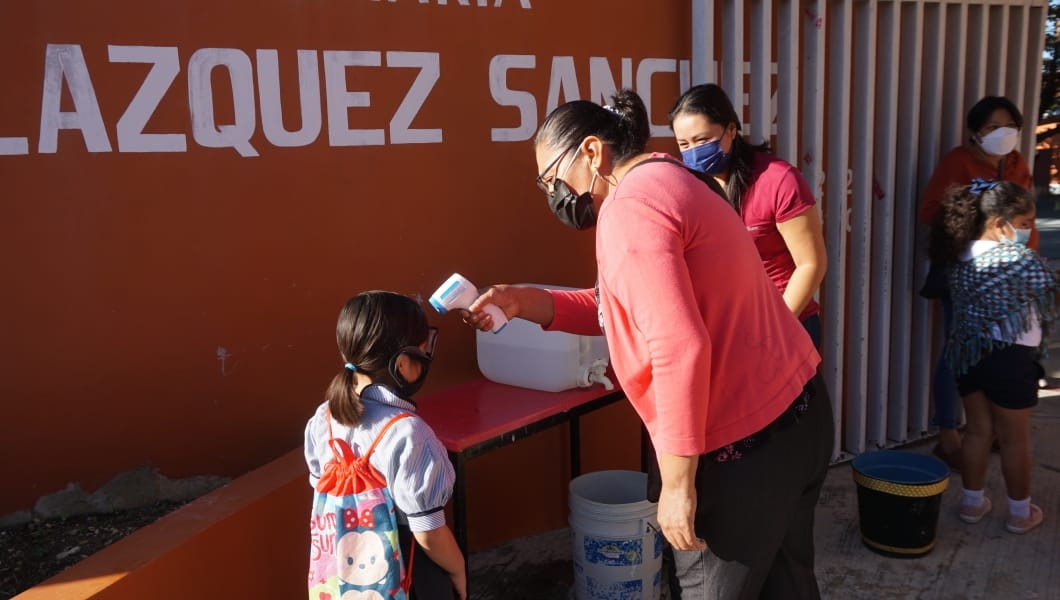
[
  {"x1": 344, "y1": 363, "x2": 357, "y2": 372},
  {"x1": 969, "y1": 177, "x2": 999, "y2": 195}
]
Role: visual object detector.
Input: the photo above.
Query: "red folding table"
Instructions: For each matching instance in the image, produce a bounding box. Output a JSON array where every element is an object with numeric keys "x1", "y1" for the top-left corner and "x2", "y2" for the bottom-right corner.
[{"x1": 415, "y1": 377, "x2": 626, "y2": 556}]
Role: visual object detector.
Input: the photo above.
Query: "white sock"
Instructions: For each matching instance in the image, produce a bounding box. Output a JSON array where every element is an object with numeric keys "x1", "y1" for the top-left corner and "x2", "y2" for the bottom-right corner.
[
  {"x1": 962, "y1": 487, "x2": 985, "y2": 508},
  {"x1": 1008, "y1": 496, "x2": 1031, "y2": 520}
]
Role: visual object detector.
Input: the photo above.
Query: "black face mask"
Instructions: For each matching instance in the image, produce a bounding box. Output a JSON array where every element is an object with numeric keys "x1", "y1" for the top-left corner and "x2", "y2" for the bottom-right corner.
[
  {"x1": 548, "y1": 176, "x2": 598, "y2": 230},
  {"x1": 387, "y1": 348, "x2": 432, "y2": 398}
]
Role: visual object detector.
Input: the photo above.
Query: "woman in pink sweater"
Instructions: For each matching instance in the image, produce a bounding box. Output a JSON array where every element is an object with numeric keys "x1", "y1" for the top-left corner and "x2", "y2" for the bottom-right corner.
[{"x1": 466, "y1": 90, "x2": 833, "y2": 599}]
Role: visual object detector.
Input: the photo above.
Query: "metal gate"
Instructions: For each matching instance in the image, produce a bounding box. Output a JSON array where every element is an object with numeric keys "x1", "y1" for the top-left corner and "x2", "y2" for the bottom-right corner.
[{"x1": 690, "y1": 0, "x2": 1049, "y2": 458}]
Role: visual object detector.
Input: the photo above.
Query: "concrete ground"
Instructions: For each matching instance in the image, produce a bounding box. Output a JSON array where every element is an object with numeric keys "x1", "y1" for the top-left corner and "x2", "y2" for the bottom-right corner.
[
  {"x1": 468, "y1": 195, "x2": 1060, "y2": 599},
  {"x1": 469, "y1": 392, "x2": 1060, "y2": 599}
]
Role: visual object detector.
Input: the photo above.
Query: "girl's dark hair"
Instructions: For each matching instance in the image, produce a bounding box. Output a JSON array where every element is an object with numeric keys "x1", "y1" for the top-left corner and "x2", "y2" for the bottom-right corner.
[
  {"x1": 929, "y1": 181, "x2": 1034, "y2": 263},
  {"x1": 534, "y1": 89, "x2": 650, "y2": 166},
  {"x1": 966, "y1": 96, "x2": 1023, "y2": 132},
  {"x1": 325, "y1": 291, "x2": 428, "y2": 426},
  {"x1": 668, "y1": 84, "x2": 770, "y2": 214}
]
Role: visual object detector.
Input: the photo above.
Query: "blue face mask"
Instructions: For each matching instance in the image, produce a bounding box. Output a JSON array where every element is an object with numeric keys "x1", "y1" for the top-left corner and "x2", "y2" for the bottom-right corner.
[
  {"x1": 1003, "y1": 221, "x2": 1032, "y2": 246},
  {"x1": 681, "y1": 138, "x2": 731, "y2": 176}
]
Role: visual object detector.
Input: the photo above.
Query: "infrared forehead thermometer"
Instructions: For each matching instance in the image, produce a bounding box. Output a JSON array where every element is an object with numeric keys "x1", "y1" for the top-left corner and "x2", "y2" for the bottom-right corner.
[{"x1": 429, "y1": 273, "x2": 508, "y2": 333}]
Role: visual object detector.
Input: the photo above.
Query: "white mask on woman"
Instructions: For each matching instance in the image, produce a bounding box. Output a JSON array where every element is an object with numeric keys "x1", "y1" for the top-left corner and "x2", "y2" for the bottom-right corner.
[{"x1": 978, "y1": 126, "x2": 1020, "y2": 156}]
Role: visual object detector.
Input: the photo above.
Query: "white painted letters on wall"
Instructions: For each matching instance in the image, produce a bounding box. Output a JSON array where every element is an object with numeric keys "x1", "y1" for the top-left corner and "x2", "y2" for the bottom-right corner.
[
  {"x1": 188, "y1": 48, "x2": 259, "y2": 157},
  {"x1": 587, "y1": 57, "x2": 632, "y2": 106},
  {"x1": 0, "y1": 137, "x2": 29, "y2": 155},
  {"x1": 635, "y1": 58, "x2": 677, "y2": 138},
  {"x1": 39, "y1": 44, "x2": 112, "y2": 153},
  {"x1": 257, "y1": 49, "x2": 322, "y2": 147},
  {"x1": 387, "y1": 51, "x2": 442, "y2": 144},
  {"x1": 545, "y1": 56, "x2": 580, "y2": 115},
  {"x1": 10, "y1": 44, "x2": 693, "y2": 157},
  {"x1": 322, "y1": 50, "x2": 385, "y2": 146},
  {"x1": 108, "y1": 45, "x2": 187, "y2": 153},
  {"x1": 489, "y1": 54, "x2": 536, "y2": 142}
]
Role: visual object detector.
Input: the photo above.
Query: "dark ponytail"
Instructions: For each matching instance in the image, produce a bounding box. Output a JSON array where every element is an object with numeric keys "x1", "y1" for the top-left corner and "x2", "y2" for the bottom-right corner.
[
  {"x1": 929, "y1": 180, "x2": 1034, "y2": 263},
  {"x1": 725, "y1": 136, "x2": 770, "y2": 214},
  {"x1": 535, "y1": 89, "x2": 650, "y2": 166},
  {"x1": 929, "y1": 186, "x2": 982, "y2": 264},
  {"x1": 325, "y1": 291, "x2": 429, "y2": 426},
  {"x1": 668, "y1": 83, "x2": 770, "y2": 214}
]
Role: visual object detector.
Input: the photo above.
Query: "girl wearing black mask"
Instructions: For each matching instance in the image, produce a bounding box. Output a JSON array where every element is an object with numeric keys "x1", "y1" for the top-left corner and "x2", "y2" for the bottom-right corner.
[{"x1": 304, "y1": 290, "x2": 466, "y2": 599}]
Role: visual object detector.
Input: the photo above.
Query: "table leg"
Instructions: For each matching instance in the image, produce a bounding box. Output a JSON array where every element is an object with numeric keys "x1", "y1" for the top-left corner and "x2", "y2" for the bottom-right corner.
[
  {"x1": 451, "y1": 451, "x2": 468, "y2": 553},
  {"x1": 641, "y1": 425, "x2": 652, "y2": 473},
  {"x1": 570, "y1": 415, "x2": 581, "y2": 478},
  {"x1": 450, "y1": 450, "x2": 470, "y2": 594}
]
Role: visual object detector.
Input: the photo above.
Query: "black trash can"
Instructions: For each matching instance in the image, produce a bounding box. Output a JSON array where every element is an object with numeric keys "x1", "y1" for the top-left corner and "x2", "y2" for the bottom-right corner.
[{"x1": 851, "y1": 450, "x2": 950, "y2": 557}]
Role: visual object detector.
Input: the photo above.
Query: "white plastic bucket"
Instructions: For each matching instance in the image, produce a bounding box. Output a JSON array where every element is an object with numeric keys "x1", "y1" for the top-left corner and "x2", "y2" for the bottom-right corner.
[
  {"x1": 476, "y1": 284, "x2": 610, "y2": 392},
  {"x1": 569, "y1": 470, "x2": 662, "y2": 600}
]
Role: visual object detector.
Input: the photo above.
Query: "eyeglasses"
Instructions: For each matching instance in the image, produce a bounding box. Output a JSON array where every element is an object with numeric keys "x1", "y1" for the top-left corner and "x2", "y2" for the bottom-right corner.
[{"x1": 535, "y1": 146, "x2": 576, "y2": 194}]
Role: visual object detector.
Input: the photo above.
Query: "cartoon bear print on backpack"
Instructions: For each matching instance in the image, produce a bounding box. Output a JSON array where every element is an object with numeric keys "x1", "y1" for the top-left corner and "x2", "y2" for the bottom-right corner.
[{"x1": 336, "y1": 501, "x2": 403, "y2": 597}]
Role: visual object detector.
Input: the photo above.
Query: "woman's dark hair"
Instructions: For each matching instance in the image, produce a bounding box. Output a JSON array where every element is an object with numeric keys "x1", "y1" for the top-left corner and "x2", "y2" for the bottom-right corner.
[
  {"x1": 929, "y1": 181, "x2": 1034, "y2": 263},
  {"x1": 668, "y1": 84, "x2": 770, "y2": 214},
  {"x1": 325, "y1": 291, "x2": 428, "y2": 426},
  {"x1": 535, "y1": 89, "x2": 650, "y2": 166},
  {"x1": 966, "y1": 96, "x2": 1023, "y2": 132}
]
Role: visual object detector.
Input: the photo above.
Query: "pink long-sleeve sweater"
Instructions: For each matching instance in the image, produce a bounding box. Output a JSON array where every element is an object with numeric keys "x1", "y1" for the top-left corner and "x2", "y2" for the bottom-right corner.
[{"x1": 547, "y1": 155, "x2": 820, "y2": 456}]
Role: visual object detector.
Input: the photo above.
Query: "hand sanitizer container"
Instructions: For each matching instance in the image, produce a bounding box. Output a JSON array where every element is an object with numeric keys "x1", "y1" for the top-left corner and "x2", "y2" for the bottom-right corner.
[{"x1": 475, "y1": 284, "x2": 613, "y2": 392}]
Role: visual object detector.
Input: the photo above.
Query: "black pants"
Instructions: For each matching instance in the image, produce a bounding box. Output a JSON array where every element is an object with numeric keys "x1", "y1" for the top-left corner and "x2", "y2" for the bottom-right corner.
[{"x1": 652, "y1": 374, "x2": 835, "y2": 599}]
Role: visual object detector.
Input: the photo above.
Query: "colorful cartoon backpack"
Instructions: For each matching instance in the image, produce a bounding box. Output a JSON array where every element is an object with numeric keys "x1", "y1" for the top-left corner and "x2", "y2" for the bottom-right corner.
[{"x1": 308, "y1": 411, "x2": 415, "y2": 600}]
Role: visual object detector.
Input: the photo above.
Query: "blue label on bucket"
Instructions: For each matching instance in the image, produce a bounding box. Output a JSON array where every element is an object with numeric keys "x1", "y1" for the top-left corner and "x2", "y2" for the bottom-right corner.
[
  {"x1": 584, "y1": 536, "x2": 643, "y2": 566},
  {"x1": 586, "y1": 575, "x2": 642, "y2": 600},
  {"x1": 654, "y1": 529, "x2": 663, "y2": 560}
]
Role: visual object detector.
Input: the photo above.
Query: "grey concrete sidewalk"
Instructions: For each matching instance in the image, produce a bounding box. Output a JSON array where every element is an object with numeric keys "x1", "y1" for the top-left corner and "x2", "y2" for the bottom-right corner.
[{"x1": 469, "y1": 391, "x2": 1060, "y2": 599}]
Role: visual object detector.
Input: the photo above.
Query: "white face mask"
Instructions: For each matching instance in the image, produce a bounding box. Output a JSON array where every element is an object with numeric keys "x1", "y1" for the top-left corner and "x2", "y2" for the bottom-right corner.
[{"x1": 978, "y1": 126, "x2": 1019, "y2": 156}]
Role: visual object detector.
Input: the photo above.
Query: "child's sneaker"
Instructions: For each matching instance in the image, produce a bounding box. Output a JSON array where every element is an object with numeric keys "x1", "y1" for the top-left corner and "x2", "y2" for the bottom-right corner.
[
  {"x1": 959, "y1": 497, "x2": 992, "y2": 524},
  {"x1": 1005, "y1": 504, "x2": 1043, "y2": 534}
]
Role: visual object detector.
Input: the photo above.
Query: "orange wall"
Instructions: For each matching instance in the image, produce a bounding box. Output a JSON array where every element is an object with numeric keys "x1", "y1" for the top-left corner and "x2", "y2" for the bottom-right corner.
[
  {"x1": 14, "y1": 450, "x2": 309, "y2": 600},
  {"x1": 0, "y1": 0, "x2": 690, "y2": 538}
]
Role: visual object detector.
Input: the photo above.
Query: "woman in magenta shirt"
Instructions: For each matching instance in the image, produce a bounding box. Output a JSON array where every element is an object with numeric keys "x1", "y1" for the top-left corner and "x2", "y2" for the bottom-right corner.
[
  {"x1": 466, "y1": 89, "x2": 832, "y2": 599},
  {"x1": 670, "y1": 84, "x2": 827, "y2": 347}
]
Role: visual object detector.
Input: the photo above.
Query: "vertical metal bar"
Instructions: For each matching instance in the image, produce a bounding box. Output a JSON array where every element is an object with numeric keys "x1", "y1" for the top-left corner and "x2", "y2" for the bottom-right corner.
[
  {"x1": 847, "y1": 0, "x2": 876, "y2": 454},
  {"x1": 1006, "y1": 5, "x2": 1029, "y2": 110},
  {"x1": 801, "y1": 0, "x2": 831, "y2": 457},
  {"x1": 873, "y1": 0, "x2": 901, "y2": 444},
  {"x1": 889, "y1": 1, "x2": 924, "y2": 445},
  {"x1": 964, "y1": 3, "x2": 988, "y2": 111},
  {"x1": 691, "y1": 0, "x2": 716, "y2": 85},
  {"x1": 776, "y1": 0, "x2": 800, "y2": 164},
  {"x1": 802, "y1": 0, "x2": 826, "y2": 200},
  {"x1": 986, "y1": 5, "x2": 1010, "y2": 96},
  {"x1": 911, "y1": 2, "x2": 948, "y2": 439},
  {"x1": 749, "y1": 0, "x2": 773, "y2": 144},
  {"x1": 824, "y1": 0, "x2": 852, "y2": 455},
  {"x1": 1025, "y1": 4, "x2": 1048, "y2": 160},
  {"x1": 940, "y1": 3, "x2": 969, "y2": 151},
  {"x1": 722, "y1": 0, "x2": 745, "y2": 121}
]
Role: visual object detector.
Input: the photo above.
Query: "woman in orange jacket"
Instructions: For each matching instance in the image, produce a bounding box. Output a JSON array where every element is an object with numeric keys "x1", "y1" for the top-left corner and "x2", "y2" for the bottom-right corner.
[{"x1": 918, "y1": 96, "x2": 1035, "y2": 471}]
